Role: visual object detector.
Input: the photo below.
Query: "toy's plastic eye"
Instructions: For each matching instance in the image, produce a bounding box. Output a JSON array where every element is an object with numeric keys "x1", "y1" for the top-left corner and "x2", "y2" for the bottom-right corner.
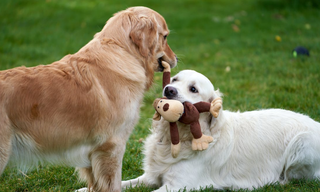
[{"x1": 190, "y1": 86, "x2": 198, "y2": 93}]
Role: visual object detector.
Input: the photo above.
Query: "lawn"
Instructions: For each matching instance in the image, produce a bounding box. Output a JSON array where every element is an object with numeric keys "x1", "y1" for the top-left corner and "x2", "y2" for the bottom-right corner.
[{"x1": 0, "y1": 0, "x2": 320, "y2": 191}]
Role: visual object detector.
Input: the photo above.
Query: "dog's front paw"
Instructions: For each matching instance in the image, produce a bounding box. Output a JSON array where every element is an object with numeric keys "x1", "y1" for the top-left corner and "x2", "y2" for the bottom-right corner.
[
  {"x1": 171, "y1": 142, "x2": 181, "y2": 158},
  {"x1": 210, "y1": 97, "x2": 222, "y2": 118},
  {"x1": 192, "y1": 135, "x2": 213, "y2": 151}
]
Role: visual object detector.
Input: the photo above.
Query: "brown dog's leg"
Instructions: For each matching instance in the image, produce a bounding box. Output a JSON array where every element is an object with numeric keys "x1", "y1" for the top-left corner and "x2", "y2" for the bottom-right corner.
[
  {"x1": 0, "y1": 140, "x2": 11, "y2": 175},
  {"x1": 90, "y1": 138, "x2": 125, "y2": 192},
  {"x1": 77, "y1": 167, "x2": 94, "y2": 191},
  {"x1": 0, "y1": 118, "x2": 11, "y2": 175}
]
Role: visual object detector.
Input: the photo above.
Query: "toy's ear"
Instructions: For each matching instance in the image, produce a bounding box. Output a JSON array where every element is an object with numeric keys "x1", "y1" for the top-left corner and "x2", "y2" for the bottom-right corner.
[
  {"x1": 153, "y1": 98, "x2": 162, "y2": 121},
  {"x1": 153, "y1": 98, "x2": 161, "y2": 109},
  {"x1": 153, "y1": 111, "x2": 161, "y2": 121}
]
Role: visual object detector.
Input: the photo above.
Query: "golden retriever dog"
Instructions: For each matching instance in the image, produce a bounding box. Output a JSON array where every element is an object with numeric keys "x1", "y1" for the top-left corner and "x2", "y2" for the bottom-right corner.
[
  {"x1": 122, "y1": 70, "x2": 320, "y2": 191},
  {"x1": 0, "y1": 6, "x2": 177, "y2": 192}
]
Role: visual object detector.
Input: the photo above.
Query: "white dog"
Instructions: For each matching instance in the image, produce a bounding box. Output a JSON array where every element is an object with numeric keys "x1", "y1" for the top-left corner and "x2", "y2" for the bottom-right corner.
[{"x1": 122, "y1": 70, "x2": 320, "y2": 191}]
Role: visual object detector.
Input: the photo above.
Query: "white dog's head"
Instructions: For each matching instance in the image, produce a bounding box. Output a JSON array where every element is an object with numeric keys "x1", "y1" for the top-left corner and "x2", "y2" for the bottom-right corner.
[{"x1": 163, "y1": 70, "x2": 221, "y2": 104}]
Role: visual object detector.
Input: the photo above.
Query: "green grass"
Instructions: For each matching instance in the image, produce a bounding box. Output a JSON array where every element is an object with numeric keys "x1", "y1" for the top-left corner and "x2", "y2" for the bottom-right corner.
[{"x1": 1, "y1": 0, "x2": 320, "y2": 191}]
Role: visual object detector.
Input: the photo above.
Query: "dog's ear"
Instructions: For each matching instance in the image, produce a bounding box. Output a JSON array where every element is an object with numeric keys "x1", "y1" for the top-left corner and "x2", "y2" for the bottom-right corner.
[
  {"x1": 129, "y1": 15, "x2": 157, "y2": 57},
  {"x1": 208, "y1": 89, "x2": 223, "y2": 103}
]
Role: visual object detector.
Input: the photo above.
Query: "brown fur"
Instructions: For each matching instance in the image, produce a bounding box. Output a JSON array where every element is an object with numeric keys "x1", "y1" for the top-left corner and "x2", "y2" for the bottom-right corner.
[{"x1": 0, "y1": 6, "x2": 177, "y2": 192}]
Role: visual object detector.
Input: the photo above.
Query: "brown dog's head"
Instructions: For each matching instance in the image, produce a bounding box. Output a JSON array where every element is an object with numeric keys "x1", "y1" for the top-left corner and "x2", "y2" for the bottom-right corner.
[
  {"x1": 126, "y1": 6, "x2": 177, "y2": 71},
  {"x1": 97, "y1": 7, "x2": 177, "y2": 74}
]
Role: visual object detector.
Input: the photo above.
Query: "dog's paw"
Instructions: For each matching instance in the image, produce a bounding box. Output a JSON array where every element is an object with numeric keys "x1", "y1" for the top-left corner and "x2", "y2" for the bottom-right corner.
[
  {"x1": 210, "y1": 97, "x2": 222, "y2": 118},
  {"x1": 192, "y1": 135, "x2": 213, "y2": 151},
  {"x1": 171, "y1": 142, "x2": 181, "y2": 158}
]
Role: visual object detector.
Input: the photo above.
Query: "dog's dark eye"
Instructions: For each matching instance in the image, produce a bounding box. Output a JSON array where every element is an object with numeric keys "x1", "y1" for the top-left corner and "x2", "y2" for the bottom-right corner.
[
  {"x1": 190, "y1": 86, "x2": 198, "y2": 93},
  {"x1": 164, "y1": 35, "x2": 167, "y2": 40},
  {"x1": 172, "y1": 78, "x2": 177, "y2": 82}
]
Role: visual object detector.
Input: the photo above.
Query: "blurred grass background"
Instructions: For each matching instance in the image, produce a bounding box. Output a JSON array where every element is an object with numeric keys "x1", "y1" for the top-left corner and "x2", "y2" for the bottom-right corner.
[{"x1": 0, "y1": 0, "x2": 319, "y2": 191}]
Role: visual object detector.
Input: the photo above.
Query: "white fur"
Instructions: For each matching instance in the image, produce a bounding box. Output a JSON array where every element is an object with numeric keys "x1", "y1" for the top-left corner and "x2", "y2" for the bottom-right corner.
[{"x1": 122, "y1": 70, "x2": 320, "y2": 191}]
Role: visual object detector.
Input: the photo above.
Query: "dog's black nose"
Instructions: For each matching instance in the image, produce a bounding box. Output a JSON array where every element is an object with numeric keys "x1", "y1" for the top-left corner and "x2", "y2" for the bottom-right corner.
[{"x1": 164, "y1": 86, "x2": 177, "y2": 99}]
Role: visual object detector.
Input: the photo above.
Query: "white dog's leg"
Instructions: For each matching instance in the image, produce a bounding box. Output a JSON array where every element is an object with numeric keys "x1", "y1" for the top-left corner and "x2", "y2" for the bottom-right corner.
[
  {"x1": 153, "y1": 184, "x2": 180, "y2": 192},
  {"x1": 122, "y1": 176, "x2": 143, "y2": 188},
  {"x1": 122, "y1": 173, "x2": 160, "y2": 190},
  {"x1": 283, "y1": 132, "x2": 320, "y2": 180},
  {"x1": 153, "y1": 185, "x2": 170, "y2": 192},
  {"x1": 75, "y1": 188, "x2": 88, "y2": 192},
  {"x1": 315, "y1": 169, "x2": 320, "y2": 179}
]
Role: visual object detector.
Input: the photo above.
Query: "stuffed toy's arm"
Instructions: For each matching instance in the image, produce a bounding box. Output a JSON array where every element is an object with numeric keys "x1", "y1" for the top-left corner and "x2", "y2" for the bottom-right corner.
[
  {"x1": 162, "y1": 61, "x2": 171, "y2": 89},
  {"x1": 193, "y1": 102, "x2": 211, "y2": 113},
  {"x1": 193, "y1": 98, "x2": 222, "y2": 118},
  {"x1": 210, "y1": 97, "x2": 222, "y2": 118},
  {"x1": 162, "y1": 61, "x2": 171, "y2": 72}
]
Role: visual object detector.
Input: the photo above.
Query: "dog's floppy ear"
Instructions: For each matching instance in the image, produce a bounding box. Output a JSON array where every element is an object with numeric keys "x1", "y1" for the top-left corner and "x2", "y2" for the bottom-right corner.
[
  {"x1": 208, "y1": 89, "x2": 223, "y2": 103},
  {"x1": 129, "y1": 15, "x2": 157, "y2": 57}
]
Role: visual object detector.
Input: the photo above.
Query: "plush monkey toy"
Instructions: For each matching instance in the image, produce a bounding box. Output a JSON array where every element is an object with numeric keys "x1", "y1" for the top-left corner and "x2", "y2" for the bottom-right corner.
[{"x1": 153, "y1": 61, "x2": 222, "y2": 158}]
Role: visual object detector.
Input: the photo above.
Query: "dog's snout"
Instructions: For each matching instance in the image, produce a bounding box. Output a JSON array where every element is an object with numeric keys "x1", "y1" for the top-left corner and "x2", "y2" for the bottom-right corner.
[{"x1": 164, "y1": 86, "x2": 178, "y2": 99}]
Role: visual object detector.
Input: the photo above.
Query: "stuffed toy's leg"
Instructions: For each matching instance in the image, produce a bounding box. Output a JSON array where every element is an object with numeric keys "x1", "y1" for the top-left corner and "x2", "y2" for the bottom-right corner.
[
  {"x1": 192, "y1": 134, "x2": 213, "y2": 151},
  {"x1": 170, "y1": 122, "x2": 181, "y2": 158},
  {"x1": 171, "y1": 142, "x2": 181, "y2": 158},
  {"x1": 210, "y1": 97, "x2": 222, "y2": 118},
  {"x1": 190, "y1": 122, "x2": 214, "y2": 151},
  {"x1": 190, "y1": 97, "x2": 222, "y2": 151}
]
